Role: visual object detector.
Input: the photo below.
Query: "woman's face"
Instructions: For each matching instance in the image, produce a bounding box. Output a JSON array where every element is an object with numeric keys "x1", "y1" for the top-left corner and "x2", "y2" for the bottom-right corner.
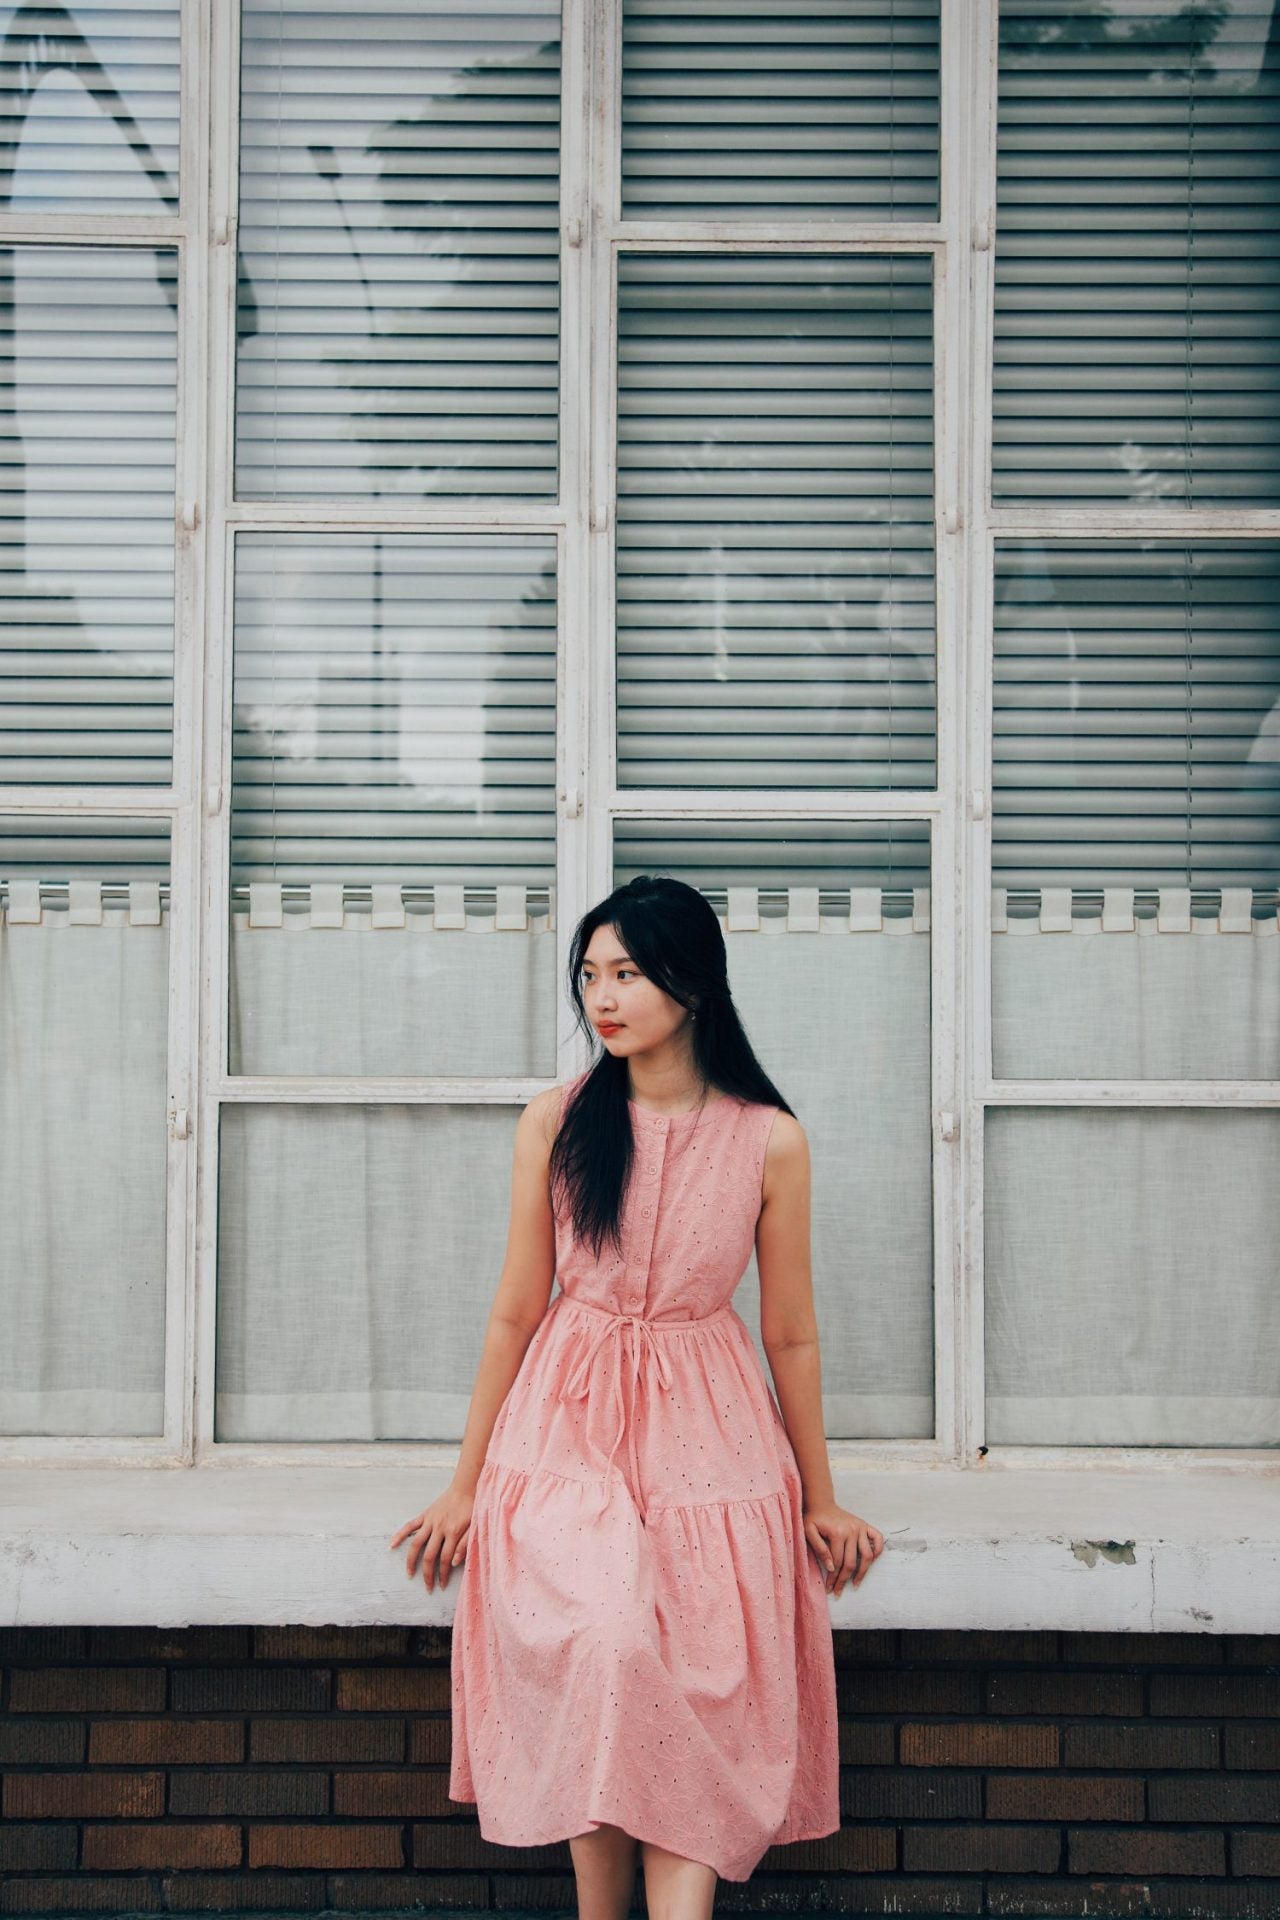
[{"x1": 579, "y1": 922, "x2": 692, "y2": 1061}]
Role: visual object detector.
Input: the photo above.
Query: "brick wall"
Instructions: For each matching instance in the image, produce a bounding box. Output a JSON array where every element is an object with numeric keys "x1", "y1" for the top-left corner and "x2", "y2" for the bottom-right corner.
[{"x1": 1, "y1": 1626, "x2": 1278, "y2": 1917}]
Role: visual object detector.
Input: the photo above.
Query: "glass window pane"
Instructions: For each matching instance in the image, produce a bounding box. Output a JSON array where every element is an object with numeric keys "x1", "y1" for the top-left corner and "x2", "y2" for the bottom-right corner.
[
  {"x1": 985, "y1": 1108, "x2": 1280, "y2": 1447},
  {"x1": 216, "y1": 1103, "x2": 519, "y2": 1440},
  {"x1": 993, "y1": 0, "x2": 1280, "y2": 506},
  {"x1": 992, "y1": 539, "x2": 1280, "y2": 1079},
  {"x1": 613, "y1": 819, "x2": 934, "y2": 1440},
  {"x1": 229, "y1": 532, "x2": 557, "y2": 1078},
  {"x1": 235, "y1": 0, "x2": 561, "y2": 502},
  {"x1": 0, "y1": 816, "x2": 170, "y2": 1437},
  {"x1": 621, "y1": 0, "x2": 940, "y2": 221},
  {"x1": 616, "y1": 253, "x2": 936, "y2": 789},
  {"x1": 0, "y1": 3, "x2": 180, "y2": 215},
  {"x1": 0, "y1": 244, "x2": 177, "y2": 783}
]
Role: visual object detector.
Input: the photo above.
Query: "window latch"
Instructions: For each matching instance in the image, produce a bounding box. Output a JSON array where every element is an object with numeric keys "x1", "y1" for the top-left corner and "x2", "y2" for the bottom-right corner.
[{"x1": 168, "y1": 1103, "x2": 190, "y2": 1142}]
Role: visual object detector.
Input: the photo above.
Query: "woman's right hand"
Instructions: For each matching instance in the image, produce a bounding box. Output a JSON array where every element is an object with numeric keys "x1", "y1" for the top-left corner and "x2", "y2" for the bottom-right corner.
[{"x1": 389, "y1": 1485, "x2": 475, "y2": 1592}]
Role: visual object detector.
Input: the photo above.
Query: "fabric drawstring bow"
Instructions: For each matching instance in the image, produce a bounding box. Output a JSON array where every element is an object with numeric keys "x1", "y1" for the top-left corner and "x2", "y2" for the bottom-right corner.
[{"x1": 558, "y1": 1312, "x2": 675, "y2": 1522}]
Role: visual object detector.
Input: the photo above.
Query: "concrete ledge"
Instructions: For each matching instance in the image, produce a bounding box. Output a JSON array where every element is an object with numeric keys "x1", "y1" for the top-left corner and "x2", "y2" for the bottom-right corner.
[{"x1": 0, "y1": 1465, "x2": 1276, "y2": 1633}]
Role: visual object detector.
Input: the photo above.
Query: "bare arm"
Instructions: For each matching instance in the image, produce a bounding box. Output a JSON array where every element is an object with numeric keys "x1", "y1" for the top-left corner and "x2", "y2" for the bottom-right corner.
[
  {"x1": 756, "y1": 1112, "x2": 885, "y2": 1594},
  {"x1": 450, "y1": 1085, "x2": 560, "y2": 1495},
  {"x1": 389, "y1": 1085, "x2": 559, "y2": 1588}
]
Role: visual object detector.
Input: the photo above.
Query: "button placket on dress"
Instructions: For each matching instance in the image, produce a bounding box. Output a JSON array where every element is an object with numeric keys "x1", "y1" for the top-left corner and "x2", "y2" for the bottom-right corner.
[{"x1": 557, "y1": 1114, "x2": 671, "y2": 1519}]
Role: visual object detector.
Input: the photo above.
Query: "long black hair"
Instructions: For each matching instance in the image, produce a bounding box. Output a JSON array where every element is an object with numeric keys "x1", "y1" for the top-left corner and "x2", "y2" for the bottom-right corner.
[{"x1": 548, "y1": 874, "x2": 795, "y2": 1256}]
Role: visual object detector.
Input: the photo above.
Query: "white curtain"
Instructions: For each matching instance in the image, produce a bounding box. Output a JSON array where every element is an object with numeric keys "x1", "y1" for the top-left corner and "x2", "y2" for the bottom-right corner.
[
  {"x1": 7, "y1": 878, "x2": 1278, "y2": 1447},
  {"x1": 0, "y1": 888, "x2": 168, "y2": 1437}
]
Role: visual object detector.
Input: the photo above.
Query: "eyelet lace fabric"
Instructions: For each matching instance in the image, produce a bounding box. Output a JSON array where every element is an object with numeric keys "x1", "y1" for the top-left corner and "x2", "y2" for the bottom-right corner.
[{"x1": 447, "y1": 1073, "x2": 841, "y2": 1881}]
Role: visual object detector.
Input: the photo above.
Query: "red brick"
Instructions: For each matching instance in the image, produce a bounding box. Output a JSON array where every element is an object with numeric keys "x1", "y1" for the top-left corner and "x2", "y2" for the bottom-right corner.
[
  {"x1": 1224, "y1": 1635, "x2": 1280, "y2": 1668},
  {"x1": 253, "y1": 1716, "x2": 404, "y2": 1764},
  {"x1": 89, "y1": 1718, "x2": 244, "y2": 1765},
  {"x1": 82, "y1": 1822, "x2": 242, "y2": 1870},
  {"x1": 832, "y1": 1629, "x2": 898, "y2": 1665},
  {"x1": 815, "y1": 1878, "x2": 984, "y2": 1914},
  {"x1": 0, "y1": 1824, "x2": 77, "y2": 1871},
  {"x1": 1225, "y1": 1724, "x2": 1280, "y2": 1768},
  {"x1": 172, "y1": 1668, "x2": 330, "y2": 1713},
  {"x1": 0, "y1": 1875, "x2": 162, "y2": 1912},
  {"x1": 912, "y1": 1631, "x2": 1059, "y2": 1665},
  {"x1": 762, "y1": 1827, "x2": 896, "y2": 1871},
  {"x1": 1142, "y1": 1883, "x2": 1280, "y2": 1918},
  {"x1": 1150, "y1": 1774, "x2": 1280, "y2": 1822},
  {"x1": 411, "y1": 1824, "x2": 571, "y2": 1870},
  {"x1": 841, "y1": 1770, "x2": 980, "y2": 1819},
  {"x1": 254, "y1": 1626, "x2": 410, "y2": 1661},
  {"x1": 488, "y1": 1876, "x2": 579, "y2": 1911},
  {"x1": 839, "y1": 1669, "x2": 980, "y2": 1714},
  {"x1": 249, "y1": 1824, "x2": 403, "y2": 1870},
  {"x1": 326, "y1": 1870, "x2": 488, "y2": 1910},
  {"x1": 901, "y1": 1722, "x2": 1059, "y2": 1768},
  {"x1": 985, "y1": 1670, "x2": 1143, "y2": 1716},
  {"x1": 4, "y1": 1771, "x2": 164, "y2": 1818},
  {"x1": 1231, "y1": 1829, "x2": 1280, "y2": 1876},
  {"x1": 1151, "y1": 1673, "x2": 1280, "y2": 1717},
  {"x1": 408, "y1": 1626, "x2": 454, "y2": 1661},
  {"x1": 987, "y1": 1774, "x2": 1143, "y2": 1822},
  {"x1": 89, "y1": 1627, "x2": 251, "y2": 1662},
  {"x1": 987, "y1": 1877, "x2": 1153, "y2": 1915},
  {"x1": 0, "y1": 1719, "x2": 84, "y2": 1765},
  {"x1": 335, "y1": 1770, "x2": 452, "y2": 1817},
  {"x1": 1062, "y1": 1632, "x2": 1224, "y2": 1667},
  {"x1": 1064, "y1": 1722, "x2": 1218, "y2": 1770},
  {"x1": 408, "y1": 1718, "x2": 452, "y2": 1764},
  {"x1": 838, "y1": 1720, "x2": 896, "y2": 1765},
  {"x1": 163, "y1": 1870, "x2": 327, "y2": 1911},
  {"x1": 903, "y1": 1825, "x2": 1060, "y2": 1873},
  {"x1": 1068, "y1": 1827, "x2": 1225, "y2": 1876},
  {"x1": 170, "y1": 1769, "x2": 328, "y2": 1816},
  {"x1": 0, "y1": 1628, "x2": 87, "y2": 1662},
  {"x1": 336, "y1": 1668, "x2": 448, "y2": 1712},
  {"x1": 7, "y1": 1667, "x2": 164, "y2": 1713}
]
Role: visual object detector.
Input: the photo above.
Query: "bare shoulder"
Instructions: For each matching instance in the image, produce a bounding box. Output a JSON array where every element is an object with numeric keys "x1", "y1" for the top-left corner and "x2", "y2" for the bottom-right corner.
[
  {"x1": 520, "y1": 1082, "x2": 569, "y2": 1151},
  {"x1": 762, "y1": 1108, "x2": 809, "y2": 1181}
]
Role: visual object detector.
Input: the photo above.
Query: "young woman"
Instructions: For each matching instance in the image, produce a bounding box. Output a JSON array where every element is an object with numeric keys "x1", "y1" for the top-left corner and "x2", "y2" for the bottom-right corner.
[{"x1": 390, "y1": 873, "x2": 885, "y2": 1919}]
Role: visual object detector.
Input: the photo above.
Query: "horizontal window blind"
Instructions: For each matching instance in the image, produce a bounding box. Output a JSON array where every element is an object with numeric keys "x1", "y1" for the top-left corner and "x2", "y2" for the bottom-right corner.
[
  {"x1": 992, "y1": 539, "x2": 1280, "y2": 893},
  {"x1": 993, "y1": 0, "x2": 1280, "y2": 505},
  {"x1": 615, "y1": 252, "x2": 936, "y2": 791},
  {"x1": 0, "y1": 2, "x2": 180, "y2": 215},
  {"x1": 621, "y1": 0, "x2": 939, "y2": 221},
  {"x1": 614, "y1": 817, "x2": 931, "y2": 895},
  {"x1": 230, "y1": 532, "x2": 556, "y2": 890},
  {"x1": 0, "y1": 243, "x2": 177, "y2": 787},
  {"x1": 235, "y1": 0, "x2": 560, "y2": 502}
]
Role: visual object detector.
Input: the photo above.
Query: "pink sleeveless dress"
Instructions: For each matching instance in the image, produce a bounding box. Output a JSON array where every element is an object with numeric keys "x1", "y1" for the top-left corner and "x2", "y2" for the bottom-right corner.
[{"x1": 447, "y1": 1075, "x2": 840, "y2": 1881}]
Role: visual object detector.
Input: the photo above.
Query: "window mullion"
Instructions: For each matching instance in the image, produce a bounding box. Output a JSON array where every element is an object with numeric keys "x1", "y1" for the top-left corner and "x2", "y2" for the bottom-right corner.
[{"x1": 959, "y1": 0, "x2": 1001, "y2": 1466}]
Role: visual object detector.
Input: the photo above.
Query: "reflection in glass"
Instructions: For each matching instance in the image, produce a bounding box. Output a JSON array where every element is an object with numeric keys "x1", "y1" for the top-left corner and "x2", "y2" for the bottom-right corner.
[
  {"x1": 614, "y1": 820, "x2": 934, "y2": 1440},
  {"x1": 0, "y1": 816, "x2": 169, "y2": 1436},
  {"x1": 229, "y1": 532, "x2": 557, "y2": 1078},
  {"x1": 0, "y1": 3, "x2": 180, "y2": 214},
  {"x1": 0, "y1": 244, "x2": 177, "y2": 783},
  {"x1": 621, "y1": 0, "x2": 940, "y2": 221},
  {"x1": 994, "y1": 0, "x2": 1280, "y2": 505},
  {"x1": 616, "y1": 252, "x2": 936, "y2": 789},
  {"x1": 236, "y1": 0, "x2": 560, "y2": 501},
  {"x1": 216, "y1": 1103, "x2": 520, "y2": 1440},
  {"x1": 986, "y1": 1107, "x2": 1280, "y2": 1447},
  {"x1": 992, "y1": 539, "x2": 1280, "y2": 1078}
]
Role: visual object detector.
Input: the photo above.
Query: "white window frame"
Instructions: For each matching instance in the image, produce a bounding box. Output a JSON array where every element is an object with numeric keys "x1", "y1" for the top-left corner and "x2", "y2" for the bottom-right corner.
[{"x1": 0, "y1": 0, "x2": 1275, "y2": 1496}]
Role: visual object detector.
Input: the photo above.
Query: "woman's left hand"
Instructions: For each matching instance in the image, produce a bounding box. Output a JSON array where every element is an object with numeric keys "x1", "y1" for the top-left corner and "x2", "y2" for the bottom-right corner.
[{"x1": 803, "y1": 1502, "x2": 885, "y2": 1595}]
